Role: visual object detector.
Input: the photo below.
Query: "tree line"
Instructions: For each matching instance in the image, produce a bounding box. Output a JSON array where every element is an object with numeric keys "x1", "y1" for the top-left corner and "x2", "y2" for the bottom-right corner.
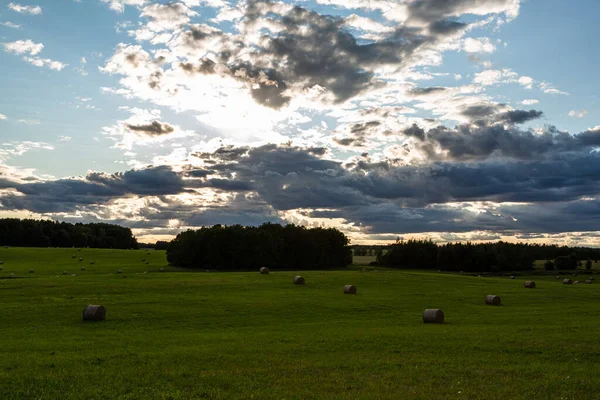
[
  {"x1": 0, "y1": 219, "x2": 138, "y2": 249},
  {"x1": 378, "y1": 240, "x2": 600, "y2": 272},
  {"x1": 166, "y1": 223, "x2": 352, "y2": 270}
]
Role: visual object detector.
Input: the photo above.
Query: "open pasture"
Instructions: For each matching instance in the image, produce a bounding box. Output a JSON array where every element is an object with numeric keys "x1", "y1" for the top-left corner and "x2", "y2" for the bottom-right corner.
[{"x1": 1, "y1": 248, "x2": 600, "y2": 399}]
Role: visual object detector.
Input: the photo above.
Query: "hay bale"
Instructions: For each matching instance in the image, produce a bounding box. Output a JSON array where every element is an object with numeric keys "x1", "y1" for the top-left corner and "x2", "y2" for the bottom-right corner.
[
  {"x1": 294, "y1": 276, "x2": 305, "y2": 285},
  {"x1": 524, "y1": 281, "x2": 536, "y2": 288},
  {"x1": 556, "y1": 276, "x2": 561, "y2": 279},
  {"x1": 29, "y1": 269, "x2": 34, "y2": 273},
  {"x1": 9, "y1": 272, "x2": 14, "y2": 278},
  {"x1": 585, "y1": 279, "x2": 593, "y2": 284},
  {"x1": 423, "y1": 309, "x2": 444, "y2": 324},
  {"x1": 63, "y1": 271, "x2": 68, "y2": 275},
  {"x1": 78, "y1": 248, "x2": 81, "y2": 251},
  {"x1": 82, "y1": 305, "x2": 106, "y2": 321},
  {"x1": 72, "y1": 255, "x2": 76, "y2": 259},
  {"x1": 79, "y1": 258, "x2": 83, "y2": 262},
  {"x1": 117, "y1": 270, "x2": 122, "y2": 274},
  {"x1": 81, "y1": 267, "x2": 86, "y2": 271},
  {"x1": 145, "y1": 261, "x2": 149, "y2": 265},
  {"x1": 71, "y1": 274, "x2": 77, "y2": 277},
  {"x1": 159, "y1": 268, "x2": 164, "y2": 272},
  {"x1": 0, "y1": 261, "x2": 3, "y2": 265},
  {"x1": 510, "y1": 276, "x2": 515, "y2": 279},
  {"x1": 485, "y1": 295, "x2": 502, "y2": 305},
  {"x1": 141, "y1": 259, "x2": 146, "y2": 262},
  {"x1": 0, "y1": 266, "x2": 3, "y2": 271},
  {"x1": 260, "y1": 267, "x2": 270, "y2": 275},
  {"x1": 563, "y1": 279, "x2": 573, "y2": 285},
  {"x1": 90, "y1": 261, "x2": 95, "y2": 265},
  {"x1": 343, "y1": 285, "x2": 357, "y2": 294},
  {"x1": 574, "y1": 280, "x2": 580, "y2": 284}
]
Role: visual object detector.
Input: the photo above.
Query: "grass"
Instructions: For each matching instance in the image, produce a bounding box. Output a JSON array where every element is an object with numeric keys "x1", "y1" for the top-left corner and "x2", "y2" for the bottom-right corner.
[{"x1": 1, "y1": 247, "x2": 600, "y2": 399}]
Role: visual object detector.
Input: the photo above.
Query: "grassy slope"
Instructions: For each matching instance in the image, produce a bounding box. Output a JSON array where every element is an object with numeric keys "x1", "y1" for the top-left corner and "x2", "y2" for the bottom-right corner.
[{"x1": 1, "y1": 248, "x2": 600, "y2": 399}]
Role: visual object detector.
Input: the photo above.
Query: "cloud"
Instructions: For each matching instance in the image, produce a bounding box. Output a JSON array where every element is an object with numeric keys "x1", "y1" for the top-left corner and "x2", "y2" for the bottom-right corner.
[
  {"x1": 7, "y1": 3, "x2": 42, "y2": 15},
  {"x1": 0, "y1": 21, "x2": 21, "y2": 29},
  {"x1": 3, "y1": 39, "x2": 43, "y2": 55},
  {"x1": 0, "y1": 113, "x2": 6, "y2": 120},
  {"x1": 521, "y1": 99, "x2": 539, "y2": 105},
  {"x1": 22, "y1": 56, "x2": 67, "y2": 71},
  {"x1": 3, "y1": 40, "x2": 66, "y2": 70},
  {"x1": 569, "y1": 110, "x2": 588, "y2": 119},
  {"x1": 125, "y1": 121, "x2": 175, "y2": 136},
  {"x1": 101, "y1": 0, "x2": 146, "y2": 13},
  {"x1": 16, "y1": 119, "x2": 40, "y2": 125},
  {"x1": 540, "y1": 81, "x2": 569, "y2": 95}
]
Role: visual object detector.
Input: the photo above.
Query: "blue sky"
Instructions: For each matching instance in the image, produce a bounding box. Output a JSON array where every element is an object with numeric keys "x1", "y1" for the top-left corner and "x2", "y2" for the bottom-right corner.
[{"x1": 0, "y1": 0, "x2": 599, "y2": 246}]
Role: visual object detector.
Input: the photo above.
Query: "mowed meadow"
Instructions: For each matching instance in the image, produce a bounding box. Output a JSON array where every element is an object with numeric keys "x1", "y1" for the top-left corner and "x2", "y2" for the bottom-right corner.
[{"x1": 1, "y1": 248, "x2": 600, "y2": 399}]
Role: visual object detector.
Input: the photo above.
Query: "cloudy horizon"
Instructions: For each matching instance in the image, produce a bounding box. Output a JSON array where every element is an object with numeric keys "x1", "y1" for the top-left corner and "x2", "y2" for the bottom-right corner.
[{"x1": 1, "y1": 0, "x2": 599, "y2": 246}]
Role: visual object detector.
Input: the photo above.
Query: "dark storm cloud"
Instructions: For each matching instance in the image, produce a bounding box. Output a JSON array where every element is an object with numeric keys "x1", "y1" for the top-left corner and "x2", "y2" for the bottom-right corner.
[
  {"x1": 409, "y1": 86, "x2": 447, "y2": 96},
  {"x1": 497, "y1": 109, "x2": 544, "y2": 124},
  {"x1": 334, "y1": 121, "x2": 381, "y2": 147},
  {"x1": 2, "y1": 139, "x2": 599, "y2": 235},
  {"x1": 125, "y1": 121, "x2": 175, "y2": 136},
  {"x1": 0, "y1": 166, "x2": 186, "y2": 213},
  {"x1": 404, "y1": 122, "x2": 599, "y2": 161},
  {"x1": 406, "y1": 0, "x2": 516, "y2": 24}
]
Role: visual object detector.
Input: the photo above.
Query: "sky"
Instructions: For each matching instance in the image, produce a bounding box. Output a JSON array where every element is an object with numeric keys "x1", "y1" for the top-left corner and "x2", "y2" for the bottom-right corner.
[{"x1": 0, "y1": 0, "x2": 599, "y2": 246}]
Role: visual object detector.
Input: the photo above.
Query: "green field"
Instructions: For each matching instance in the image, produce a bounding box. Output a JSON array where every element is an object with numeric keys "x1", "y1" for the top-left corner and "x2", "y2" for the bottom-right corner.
[{"x1": 1, "y1": 247, "x2": 600, "y2": 399}]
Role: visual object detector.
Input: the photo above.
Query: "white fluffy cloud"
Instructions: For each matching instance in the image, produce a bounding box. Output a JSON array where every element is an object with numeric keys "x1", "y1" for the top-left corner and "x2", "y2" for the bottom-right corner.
[
  {"x1": 0, "y1": 21, "x2": 21, "y2": 29},
  {"x1": 23, "y1": 56, "x2": 67, "y2": 71},
  {"x1": 3, "y1": 39, "x2": 43, "y2": 55},
  {"x1": 7, "y1": 3, "x2": 42, "y2": 15},
  {"x1": 569, "y1": 110, "x2": 588, "y2": 119},
  {"x1": 521, "y1": 99, "x2": 539, "y2": 105},
  {"x1": 101, "y1": 0, "x2": 146, "y2": 13}
]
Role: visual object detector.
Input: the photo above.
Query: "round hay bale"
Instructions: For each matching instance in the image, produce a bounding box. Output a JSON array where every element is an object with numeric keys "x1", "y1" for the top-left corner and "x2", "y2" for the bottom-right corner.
[
  {"x1": 79, "y1": 258, "x2": 83, "y2": 262},
  {"x1": 72, "y1": 255, "x2": 76, "y2": 258},
  {"x1": 63, "y1": 271, "x2": 68, "y2": 275},
  {"x1": 343, "y1": 285, "x2": 357, "y2": 294},
  {"x1": 572, "y1": 273, "x2": 577, "y2": 276},
  {"x1": 585, "y1": 279, "x2": 593, "y2": 284},
  {"x1": 159, "y1": 268, "x2": 164, "y2": 272},
  {"x1": 524, "y1": 281, "x2": 536, "y2": 288},
  {"x1": 294, "y1": 276, "x2": 305, "y2": 285},
  {"x1": 423, "y1": 309, "x2": 444, "y2": 324},
  {"x1": 574, "y1": 280, "x2": 580, "y2": 284},
  {"x1": 563, "y1": 279, "x2": 573, "y2": 285},
  {"x1": 82, "y1": 305, "x2": 106, "y2": 321},
  {"x1": 145, "y1": 261, "x2": 149, "y2": 265},
  {"x1": 259, "y1": 267, "x2": 270, "y2": 275},
  {"x1": 81, "y1": 267, "x2": 86, "y2": 271},
  {"x1": 71, "y1": 274, "x2": 77, "y2": 277},
  {"x1": 485, "y1": 295, "x2": 501, "y2": 306},
  {"x1": 9, "y1": 272, "x2": 15, "y2": 278},
  {"x1": 510, "y1": 276, "x2": 515, "y2": 279},
  {"x1": 90, "y1": 261, "x2": 95, "y2": 265},
  {"x1": 0, "y1": 261, "x2": 3, "y2": 265},
  {"x1": 29, "y1": 269, "x2": 34, "y2": 273},
  {"x1": 78, "y1": 248, "x2": 81, "y2": 251},
  {"x1": 556, "y1": 276, "x2": 561, "y2": 279},
  {"x1": 117, "y1": 270, "x2": 122, "y2": 274},
  {"x1": 0, "y1": 266, "x2": 3, "y2": 271}
]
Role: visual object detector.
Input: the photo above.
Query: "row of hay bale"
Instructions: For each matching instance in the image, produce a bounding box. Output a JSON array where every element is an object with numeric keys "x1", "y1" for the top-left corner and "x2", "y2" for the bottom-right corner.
[{"x1": 261, "y1": 267, "x2": 502, "y2": 324}]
